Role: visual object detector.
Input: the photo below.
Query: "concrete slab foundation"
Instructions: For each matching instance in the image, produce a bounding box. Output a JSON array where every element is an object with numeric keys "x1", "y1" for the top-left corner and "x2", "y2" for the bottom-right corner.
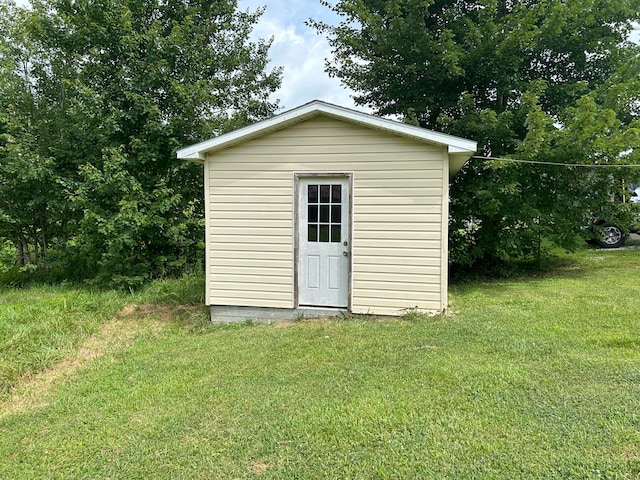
[{"x1": 209, "y1": 305, "x2": 348, "y2": 324}]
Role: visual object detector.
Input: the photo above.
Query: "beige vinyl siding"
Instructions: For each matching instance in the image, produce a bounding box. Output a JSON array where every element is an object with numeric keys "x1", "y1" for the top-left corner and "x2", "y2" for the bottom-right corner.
[
  {"x1": 350, "y1": 132, "x2": 447, "y2": 314},
  {"x1": 205, "y1": 115, "x2": 448, "y2": 314},
  {"x1": 440, "y1": 141, "x2": 451, "y2": 310}
]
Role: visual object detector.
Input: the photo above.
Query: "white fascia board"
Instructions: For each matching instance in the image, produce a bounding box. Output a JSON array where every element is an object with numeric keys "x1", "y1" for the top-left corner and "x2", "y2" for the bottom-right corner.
[
  {"x1": 175, "y1": 150, "x2": 206, "y2": 164},
  {"x1": 176, "y1": 100, "x2": 477, "y2": 162},
  {"x1": 319, "y1": 103, "x2": 477, "y2": 153},
  {"x1": 176, "y1": 103, "x2": 320, "y2": 161},
  {"x1": 448, "y1": 144, "x2": 477, "y2": 154}
]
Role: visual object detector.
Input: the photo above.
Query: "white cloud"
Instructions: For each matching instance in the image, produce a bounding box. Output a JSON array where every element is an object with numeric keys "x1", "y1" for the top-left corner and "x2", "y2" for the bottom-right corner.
[
  {"x1": 630, "y1": 22, "x2": 640, "y2": 44},
  {"x1": 238, "y1": 0, "x2": 364, "y2": 112}
]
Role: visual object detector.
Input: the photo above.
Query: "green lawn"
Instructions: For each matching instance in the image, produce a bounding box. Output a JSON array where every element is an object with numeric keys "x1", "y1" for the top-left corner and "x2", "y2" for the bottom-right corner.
[
  {"x1": 0, "y1": 286, "x2": 127, "y2": 395},
  {"x1": 1, "y1": 250, "x2": 639, "y2": 478}
]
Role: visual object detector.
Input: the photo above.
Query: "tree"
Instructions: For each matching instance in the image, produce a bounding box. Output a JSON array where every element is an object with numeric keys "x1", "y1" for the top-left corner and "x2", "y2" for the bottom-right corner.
[
  {"x1": 0, "y1": 114, "x2": 59, "y2": 268},
  {"x1": 0, "y1": 1, "x2": 66, "y2": 268},
  {"x1": 313, "y1": 0, "x2": 640, "y2": 266},
  {"x1": 0, "y1": 0, "x2": 281, "y2": 286}
]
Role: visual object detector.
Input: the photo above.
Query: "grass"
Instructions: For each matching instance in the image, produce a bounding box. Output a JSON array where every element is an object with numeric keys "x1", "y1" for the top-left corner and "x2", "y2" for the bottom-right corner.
[
  {"x1": 0, "y1": 273, "x2": 205, "y2": 395},
  {"x1": 0, "y1": 286, "x2": 127, "y2": 395},
  {"x1": 0, "y1": 249, "x2": 639, "y2": 478}
]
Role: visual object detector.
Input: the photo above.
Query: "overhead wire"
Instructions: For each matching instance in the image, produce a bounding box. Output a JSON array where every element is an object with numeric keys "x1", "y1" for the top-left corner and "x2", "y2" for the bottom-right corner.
[{"x1": 472, "y1": 155, "x2": 640, "y2": 168}]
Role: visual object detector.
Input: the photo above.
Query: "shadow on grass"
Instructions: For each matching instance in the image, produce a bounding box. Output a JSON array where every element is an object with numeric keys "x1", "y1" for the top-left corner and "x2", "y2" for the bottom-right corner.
[
  {"x1": 449, "y1": 253, "x2": 587, "y2": 287},
  {"x1": 451, "y1": 234, "x2": 640, "y2": 291}
]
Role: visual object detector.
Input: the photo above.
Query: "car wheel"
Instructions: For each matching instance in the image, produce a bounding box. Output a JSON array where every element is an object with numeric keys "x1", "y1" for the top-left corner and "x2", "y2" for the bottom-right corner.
[{"x1": 596, "y1": 223, "x2": 626, "y2": 248}]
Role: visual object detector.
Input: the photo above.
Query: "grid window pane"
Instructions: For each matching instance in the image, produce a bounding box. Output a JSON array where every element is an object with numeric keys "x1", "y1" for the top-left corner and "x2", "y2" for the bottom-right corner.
[
  {"x1": 320, "y1": 205, "x2": 330, "y2": 223},
  {"x1": 320, "y1": 185, "x2": 330, "y2": 203},
  {"x1": 308, "y1": 185, "x2": 318, "y2": 203},
  {"x1": 319, "y1": 225, "x2": 330, "y2": 242},
  {"x1": 332, "y1": 185, "x2": 341, "y2": 203},
  {"x1": 331, "y1": 225, "x2": 341, "y2": 242},
  {"x1": 308, "y1": 224, "x2": 318, "y2": 242},
  {"x1": 331, "y1": 205, "x2": 341, "y2": 223},
  {"x1": 308, "y1": 205, "x2": 318, "y2": 223}
]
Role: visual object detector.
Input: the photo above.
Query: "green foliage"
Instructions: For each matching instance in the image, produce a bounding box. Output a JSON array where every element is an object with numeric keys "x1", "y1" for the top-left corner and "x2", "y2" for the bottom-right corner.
[
  {"x1": 0, "y1": 241, "x2": 15, "y2": 273},
  {"x1": 314, "y1": 0, "x2": 640, "y2": 267},
  {"x1": 0, "y1": 0, "x2": 281, "y2": 286},
  {"x1": 0, "y1": 3, "x2": 64, "y2": 268},
  {"x1": 71, "y1": 148, "x2": 203, "y2": 288}
]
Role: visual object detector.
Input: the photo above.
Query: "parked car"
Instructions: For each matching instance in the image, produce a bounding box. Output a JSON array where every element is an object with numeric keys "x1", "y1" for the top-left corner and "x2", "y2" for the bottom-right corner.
[{"x1": 589, "y1": 217, "x2": 639, "y2": 249}]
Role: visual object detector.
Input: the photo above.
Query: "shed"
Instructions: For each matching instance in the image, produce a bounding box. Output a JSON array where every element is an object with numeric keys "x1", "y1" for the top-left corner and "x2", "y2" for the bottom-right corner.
[{"x1": 177, "y1": 100, "x2": 476, "y2": 322}]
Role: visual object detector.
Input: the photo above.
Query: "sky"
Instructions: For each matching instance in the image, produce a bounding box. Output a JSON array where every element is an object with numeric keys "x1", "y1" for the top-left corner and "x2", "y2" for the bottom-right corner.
[{"x1": 236, "y1": 0, "x2": 361, "y2": 112}]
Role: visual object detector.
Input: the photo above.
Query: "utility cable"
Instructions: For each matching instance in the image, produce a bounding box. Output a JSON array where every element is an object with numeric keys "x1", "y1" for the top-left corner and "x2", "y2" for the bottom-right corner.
[{"x1": 472, "y1": 155, "x2": 640, "y2": 168}]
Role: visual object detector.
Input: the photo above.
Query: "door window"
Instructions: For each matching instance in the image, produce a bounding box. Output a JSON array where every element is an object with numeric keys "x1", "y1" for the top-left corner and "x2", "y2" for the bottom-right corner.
[{"x1": 307, "y1": 184, "x2": 342, "y2": 243}]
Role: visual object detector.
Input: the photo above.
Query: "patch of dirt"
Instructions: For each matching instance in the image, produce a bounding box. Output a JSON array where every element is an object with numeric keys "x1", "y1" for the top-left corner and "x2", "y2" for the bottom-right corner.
[
  {"x1": 117, "y1": 303, "x2": 205, "y2": 323},
  {"x1": 251, "y1": 461, "x2": 272, "y2": 475},
  {"x1": 411, "y1": 345, "x2": 439, "y2": 350},
  {"x1": 0, "y1": 303, "x2": 199, "y2": 420},
  {"x1": 621, "y1": 443, "x2": 640, "y2": 463},
  {"x1": 273, "y1": 314, "x2": 405, "y2": 327},
  {"x1": 120, "y1": 303, "x2": 209, "y2": 328}
]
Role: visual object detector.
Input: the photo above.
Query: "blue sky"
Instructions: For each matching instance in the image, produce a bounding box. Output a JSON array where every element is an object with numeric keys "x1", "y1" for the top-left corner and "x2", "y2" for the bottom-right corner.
[{"x1": 237, "y1": 0, "x2": 361, "y2": 111}]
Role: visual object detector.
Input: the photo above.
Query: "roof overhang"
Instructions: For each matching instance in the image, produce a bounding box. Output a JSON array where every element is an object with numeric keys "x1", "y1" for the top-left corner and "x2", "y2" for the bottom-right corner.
[{"x1": 177, "y1": 100, "x2": 477, "y2": 178}]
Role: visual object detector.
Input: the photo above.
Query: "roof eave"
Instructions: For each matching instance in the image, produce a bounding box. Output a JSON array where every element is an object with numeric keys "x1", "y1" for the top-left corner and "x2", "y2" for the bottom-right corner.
[
  {"x1": 176, "y1": 103, "x2": 323, "y2": 162},
  {"x1": 176, "y1": 100, "x2": 477, "y2": 165}
]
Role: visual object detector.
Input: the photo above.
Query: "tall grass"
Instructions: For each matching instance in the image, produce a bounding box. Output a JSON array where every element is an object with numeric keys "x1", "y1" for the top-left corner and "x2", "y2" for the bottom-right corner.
[
  {"x1": 0, "y1": 286, "x2": 127, "y2": 395},
  {"x1": 0, "y1": 274, "x2": 205, "y2": 395},
  {"x1": 136, "y1": 272, "x2": 205, "y2": 305}
]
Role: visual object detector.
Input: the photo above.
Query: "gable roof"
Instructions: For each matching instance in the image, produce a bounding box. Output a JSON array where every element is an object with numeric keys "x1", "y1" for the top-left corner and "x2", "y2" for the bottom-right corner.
[{"x1": 177, "y1": 100, "x2": 477, "y2": 177}]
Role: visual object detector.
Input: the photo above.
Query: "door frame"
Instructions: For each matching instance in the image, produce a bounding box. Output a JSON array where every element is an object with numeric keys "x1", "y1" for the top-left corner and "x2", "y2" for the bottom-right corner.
[{"x1": 293, "y1": 172, "x2": 353, "y2": 310}]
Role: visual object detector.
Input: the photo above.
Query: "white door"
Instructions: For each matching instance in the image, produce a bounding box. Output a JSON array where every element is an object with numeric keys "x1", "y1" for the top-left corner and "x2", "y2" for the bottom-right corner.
[{"x1": 298, "y1": 177, "x2": 350, "y2": 307}]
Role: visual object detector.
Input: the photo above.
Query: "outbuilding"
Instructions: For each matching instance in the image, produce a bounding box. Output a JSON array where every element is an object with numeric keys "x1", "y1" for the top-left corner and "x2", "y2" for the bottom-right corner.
[{"x1": 177, "y1": 101, "x2": 476, "y2": 322}]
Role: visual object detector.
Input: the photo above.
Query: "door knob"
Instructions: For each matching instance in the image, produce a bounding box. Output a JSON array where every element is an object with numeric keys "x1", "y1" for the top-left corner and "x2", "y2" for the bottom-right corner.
[{"x1": 343, "y1": 251, "x2": 349, "y2": 256}]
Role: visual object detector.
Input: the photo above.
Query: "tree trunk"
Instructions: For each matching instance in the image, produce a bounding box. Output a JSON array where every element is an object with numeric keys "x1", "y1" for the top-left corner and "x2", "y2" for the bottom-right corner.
[
  {"x1": 17, "y1": 236, "x2": 31, "y2": 267},
  {"x1": 17, "y1": 240, "x2": 24, "y2": 267},
  {"x1": 39, "y1": 234, "x2": 48, "y2": 261}
]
